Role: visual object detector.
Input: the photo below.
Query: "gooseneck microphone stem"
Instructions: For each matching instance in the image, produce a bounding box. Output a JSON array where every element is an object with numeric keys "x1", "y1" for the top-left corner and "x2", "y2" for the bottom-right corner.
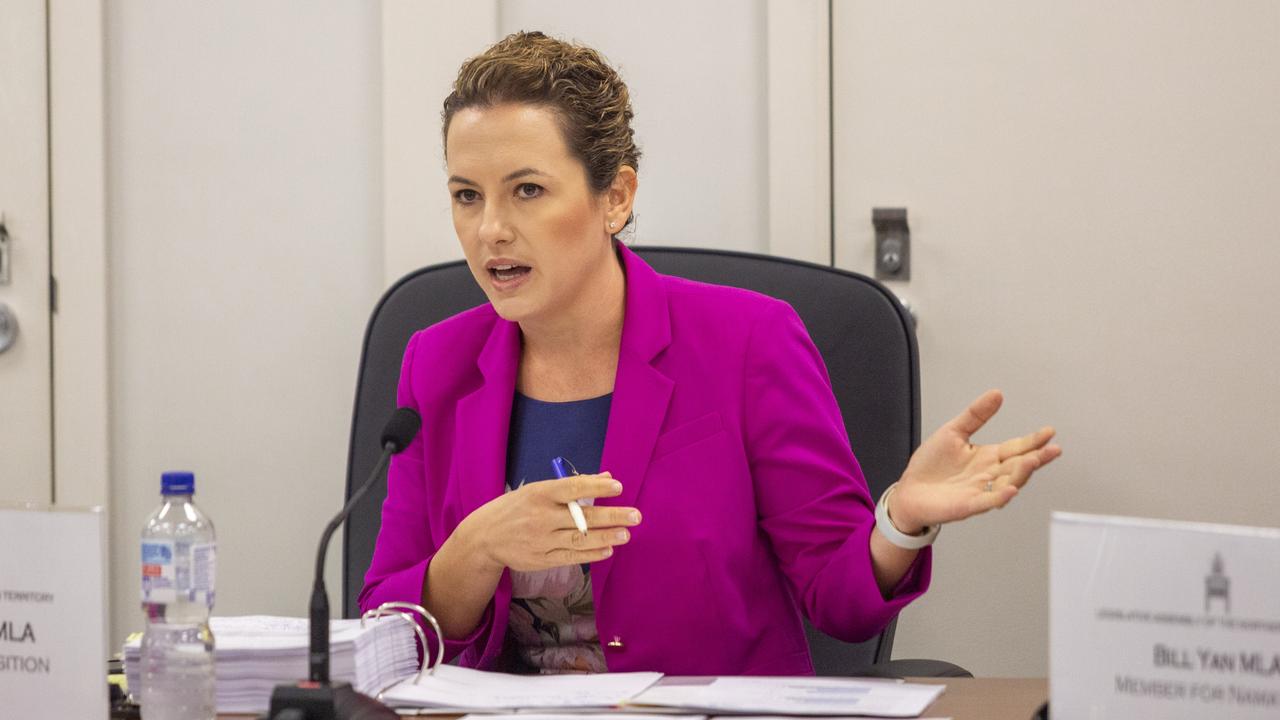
[
  {"x1": 269, "y1": 407, "x2": 420, "y2": 719},
  {"x1": 309, "y1": 445, "x2": 394, "y2": 684}
]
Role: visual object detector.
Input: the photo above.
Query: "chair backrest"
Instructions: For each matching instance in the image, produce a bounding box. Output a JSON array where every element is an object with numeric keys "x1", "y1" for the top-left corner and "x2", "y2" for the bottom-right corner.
[{"x1": 342, "y1": 246, "x2": 921, "y2": 673}]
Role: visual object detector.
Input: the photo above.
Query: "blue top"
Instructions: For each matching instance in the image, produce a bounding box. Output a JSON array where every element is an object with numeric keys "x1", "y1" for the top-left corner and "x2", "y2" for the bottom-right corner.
[
  {"x1": 505, "y1": 393, "x2": 612, "y2": 489},
  {"x1": 502, "y1": 391, "x2": 613, "y2": 674}
]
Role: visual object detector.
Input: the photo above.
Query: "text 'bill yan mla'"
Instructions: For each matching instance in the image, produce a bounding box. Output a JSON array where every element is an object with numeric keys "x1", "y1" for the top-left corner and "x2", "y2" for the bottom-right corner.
[{"x1": 1155, "y1": 644, "x2": 1280, "y2": 677}]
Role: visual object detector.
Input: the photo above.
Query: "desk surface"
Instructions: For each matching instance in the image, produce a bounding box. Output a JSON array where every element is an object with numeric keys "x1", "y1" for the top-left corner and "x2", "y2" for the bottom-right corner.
[
  {"x1": 219, "y1": 677, "x2": 1047, "y2": 720},
  {"x1": 910, "y1": 677, "x2": 1045, "y2": 717}
]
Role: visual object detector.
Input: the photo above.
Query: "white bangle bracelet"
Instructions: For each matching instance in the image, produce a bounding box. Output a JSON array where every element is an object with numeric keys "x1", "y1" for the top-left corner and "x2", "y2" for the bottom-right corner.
[{"x1": 875, "y1": 483, "x2": 940, "y2": 550}]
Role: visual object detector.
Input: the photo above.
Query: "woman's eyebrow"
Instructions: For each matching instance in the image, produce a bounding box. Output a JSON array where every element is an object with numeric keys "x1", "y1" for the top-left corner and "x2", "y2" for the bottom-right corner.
[
  {"x1": 502, "y1": 167, "x2": 549, "y2": 183},
  {"x1": 448, "y1": 168, "x2": 549, "y2": 186}
]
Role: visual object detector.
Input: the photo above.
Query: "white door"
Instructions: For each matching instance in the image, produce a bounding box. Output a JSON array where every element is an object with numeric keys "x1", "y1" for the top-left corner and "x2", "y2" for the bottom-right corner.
[
  {"x1": 832, "y1": 2, "x2": 1280, "y2": 676},
  {"x1": 0, "y1": 0, "x2": 52, "y2": 504}
]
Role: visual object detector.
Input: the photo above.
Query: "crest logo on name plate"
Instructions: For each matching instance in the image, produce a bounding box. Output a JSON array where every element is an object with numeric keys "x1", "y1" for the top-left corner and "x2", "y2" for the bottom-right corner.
[{"x1": 1205, "y1": 552, "x2": 1230, "y2": 614}]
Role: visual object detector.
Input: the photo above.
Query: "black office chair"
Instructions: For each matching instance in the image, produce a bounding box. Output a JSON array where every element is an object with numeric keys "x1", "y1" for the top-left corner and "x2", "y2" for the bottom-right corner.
[{"x1": 342, "y1": 245, "x2": 969, "y2": 678}]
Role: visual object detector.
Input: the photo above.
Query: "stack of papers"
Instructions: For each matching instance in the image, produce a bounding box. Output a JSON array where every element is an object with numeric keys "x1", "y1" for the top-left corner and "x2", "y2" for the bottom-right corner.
[{"x1": 123, "y1": 615, "x2": 419, "y2": 713}]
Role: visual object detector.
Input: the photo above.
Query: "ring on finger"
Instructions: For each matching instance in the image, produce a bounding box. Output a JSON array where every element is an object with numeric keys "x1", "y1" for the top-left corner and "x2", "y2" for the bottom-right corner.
[{"x1": 984, "y1": 480, "x2": 994, "y2": 492}]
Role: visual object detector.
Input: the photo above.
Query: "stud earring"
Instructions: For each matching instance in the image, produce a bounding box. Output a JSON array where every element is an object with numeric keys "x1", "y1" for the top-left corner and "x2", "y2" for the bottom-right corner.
[{"x1": 609, "y1": 221, "x2": 616, "y2": 230}]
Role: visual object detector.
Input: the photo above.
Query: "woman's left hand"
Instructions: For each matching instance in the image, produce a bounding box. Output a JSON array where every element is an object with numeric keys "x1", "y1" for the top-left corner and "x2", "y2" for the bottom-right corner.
[{"x1": 887, "y1": 389, "x2": 1062, "y2": 533}]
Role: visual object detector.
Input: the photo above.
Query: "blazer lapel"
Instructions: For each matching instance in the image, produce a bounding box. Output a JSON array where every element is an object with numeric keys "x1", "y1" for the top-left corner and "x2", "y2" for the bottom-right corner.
[
  {"x1": 449, "y1": 246, "x2": 673, "y2": 605},
  {"x1": 453, "y1": 316, "x2": 520, "y2": 521},
  {"x1": 591, "y1": 244, "x2": 673, "y2": 602}
]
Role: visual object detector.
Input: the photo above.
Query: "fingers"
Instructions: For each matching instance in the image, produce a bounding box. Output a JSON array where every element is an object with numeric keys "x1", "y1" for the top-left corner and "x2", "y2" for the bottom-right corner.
[
  {"x1": 547, "y1": 503, "x2": 642, "y2": 532},
  {"x1": 996, "y1": 426, "x2": 1055, "y2": 462},
  {"x1": 502, "y1": 495, "x2": 636, "y2": 572},
  {"x1": 544, "y1": 545, "x2": 616, "y2": 566},
  {"x1": 553, "y1": 526, "x2": 631, "y2": 552},
  {"x1": 1038, "y1": 443, "x2": 1064, "y2": 467},
  {"x1": 978, "y1": 454, "x2": 1041, "y2": 493},
  {"x1": 542, "y1": 527, "x2": 631, "y2": 566},
  {"x1": 987, "y1": 442, "x2": 1063, "y2": 488},
  {"x1": 981, "y1": 454, "x2": 1034, "y2": 490},
  {"x1": 582, "y1": 505, "x2": 642, "y2": 529},
  {"x1": 542, "y1": 473, "x2": 624, "y2": 503},
  {"x1": 956, "y1": 447, "x2": 1056, "y2": 521},
  {"x1": 946, "y1": 389, "x2": 1003, "y2": 438},
  {"x1": 966, "y1": 481, "x2": 1019, "y2": 516}
]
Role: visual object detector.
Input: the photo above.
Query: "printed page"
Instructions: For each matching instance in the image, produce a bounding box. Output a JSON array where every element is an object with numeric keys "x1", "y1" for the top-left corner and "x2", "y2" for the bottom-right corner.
[{"x1": 630, "y1": 677, "x2": 944, "y2": 717}]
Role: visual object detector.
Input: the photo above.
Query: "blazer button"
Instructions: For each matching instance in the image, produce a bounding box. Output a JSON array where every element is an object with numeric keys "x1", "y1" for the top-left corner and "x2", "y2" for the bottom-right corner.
[{"x1": 606, "y1": 636, "x2": 624, "y2": 651}]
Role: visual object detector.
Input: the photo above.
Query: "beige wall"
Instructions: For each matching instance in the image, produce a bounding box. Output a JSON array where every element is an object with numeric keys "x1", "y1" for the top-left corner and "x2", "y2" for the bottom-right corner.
[
  {"x1": 104, "y1": 2, "x2": 383, "y2": 644},
  {"x1": 834, "y1": 0, "x2": 1280, "y2": 676},
  {"x1": 380, "y1": 1, "x2": 495, "y2": 282}
]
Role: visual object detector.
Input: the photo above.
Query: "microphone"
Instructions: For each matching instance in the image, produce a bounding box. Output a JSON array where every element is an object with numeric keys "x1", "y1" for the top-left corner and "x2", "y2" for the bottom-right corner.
[{"x1": 265, "y1": 407, "x2": 421, "y2": 720}]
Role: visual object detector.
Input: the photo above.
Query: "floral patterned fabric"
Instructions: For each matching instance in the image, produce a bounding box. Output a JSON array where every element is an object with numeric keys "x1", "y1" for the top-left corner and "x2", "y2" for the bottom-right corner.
[{"x1": 505, "y1": 561, "x2": 607, "y2": 673}]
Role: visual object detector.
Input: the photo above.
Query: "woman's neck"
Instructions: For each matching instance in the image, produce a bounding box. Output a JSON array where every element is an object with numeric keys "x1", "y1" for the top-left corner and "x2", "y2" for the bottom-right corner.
[{"x1": 517, "y1": 247, "x2": 626, "y2": 398}]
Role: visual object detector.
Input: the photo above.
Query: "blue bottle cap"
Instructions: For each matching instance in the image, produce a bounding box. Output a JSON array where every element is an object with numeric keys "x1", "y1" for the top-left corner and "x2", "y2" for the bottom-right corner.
[{"x1": 161, "y1": 471, "x2": 195, "y2": 495}]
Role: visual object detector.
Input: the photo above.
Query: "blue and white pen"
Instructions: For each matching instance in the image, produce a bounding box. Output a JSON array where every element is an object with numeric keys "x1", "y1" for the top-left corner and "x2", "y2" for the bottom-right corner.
[{"x1": 551, "y1": 456, "x2": 590, "y2": 536}]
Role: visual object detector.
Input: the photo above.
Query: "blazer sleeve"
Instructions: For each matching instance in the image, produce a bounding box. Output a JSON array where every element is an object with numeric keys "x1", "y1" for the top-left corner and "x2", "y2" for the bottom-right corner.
[
  {"x1": 743, "y1": 300, "x2": 931, "y2": 643},
  {"x1": 357, "y1": 331, "x2": 496, "y2": 663}
]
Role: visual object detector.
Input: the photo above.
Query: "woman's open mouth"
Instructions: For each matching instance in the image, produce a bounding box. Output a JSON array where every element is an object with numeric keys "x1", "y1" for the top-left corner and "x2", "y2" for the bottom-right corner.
[{"x1": 488, "y1": 264, "x2": 532, "y2": 290}]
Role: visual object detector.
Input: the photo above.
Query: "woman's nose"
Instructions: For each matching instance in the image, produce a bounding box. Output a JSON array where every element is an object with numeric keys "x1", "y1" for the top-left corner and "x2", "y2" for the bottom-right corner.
[{"x1": 478, "y1": 204, "x2": 513, "y2": 245}]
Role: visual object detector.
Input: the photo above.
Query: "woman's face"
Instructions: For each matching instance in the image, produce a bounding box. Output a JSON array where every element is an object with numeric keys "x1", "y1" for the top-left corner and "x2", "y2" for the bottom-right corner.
[{"x1": 446, "y1": 103, "x2": 616, "y2": 325}]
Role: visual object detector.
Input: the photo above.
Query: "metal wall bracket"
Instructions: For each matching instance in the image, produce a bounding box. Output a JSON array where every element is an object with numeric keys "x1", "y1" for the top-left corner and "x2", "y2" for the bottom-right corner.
[
  {"x1": 0, "y1": 303, "x2": 18, "y2": 354},
  {"x1": 0, "y1": 213, "x2": 11, "y2": 286},
  {"x1": 872, "y1": 207, "x2": 910, "y2": 281}
]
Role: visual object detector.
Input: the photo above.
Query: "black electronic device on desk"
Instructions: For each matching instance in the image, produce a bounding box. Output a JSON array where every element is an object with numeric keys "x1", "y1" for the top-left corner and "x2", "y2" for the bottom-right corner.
[{"x1": 262, "y1": 408, "x2": 423, "y2": 720}]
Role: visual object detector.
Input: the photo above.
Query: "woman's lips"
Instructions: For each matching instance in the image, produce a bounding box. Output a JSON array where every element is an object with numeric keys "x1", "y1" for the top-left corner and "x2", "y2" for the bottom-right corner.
[{"x1": 488, "y1": 265, "x2": 532, "y2": 291}]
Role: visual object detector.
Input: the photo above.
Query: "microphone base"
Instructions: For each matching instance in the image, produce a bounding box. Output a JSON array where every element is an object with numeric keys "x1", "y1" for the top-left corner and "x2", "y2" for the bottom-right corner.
[{"x1": 266, "y1": 681, "x2": 399, "y2": 720}]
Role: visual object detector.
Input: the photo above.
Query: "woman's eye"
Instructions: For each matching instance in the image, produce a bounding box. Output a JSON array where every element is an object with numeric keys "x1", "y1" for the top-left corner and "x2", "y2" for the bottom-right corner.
[
  {"x1": 453, "y1": 188, "x2": 479, "y2": 203},
  {"x1": 516, "y1": 183, "x2": 543, "y2": 199}
]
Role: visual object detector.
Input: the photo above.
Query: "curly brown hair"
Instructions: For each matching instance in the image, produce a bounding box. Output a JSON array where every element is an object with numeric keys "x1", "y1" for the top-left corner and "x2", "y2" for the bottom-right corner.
[{"x1": 442, "y1": 31, "x2": 641, "y2": 195}]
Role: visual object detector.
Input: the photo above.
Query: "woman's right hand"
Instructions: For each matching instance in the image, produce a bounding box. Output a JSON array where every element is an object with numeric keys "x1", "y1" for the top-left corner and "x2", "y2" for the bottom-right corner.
[{"x1": 459, "y1": 472, "x2": 642, "y2": 573}]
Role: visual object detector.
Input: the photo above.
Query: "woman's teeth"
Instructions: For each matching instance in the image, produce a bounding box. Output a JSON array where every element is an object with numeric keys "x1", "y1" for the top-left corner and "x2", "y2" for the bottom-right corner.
[{"x1": 491, "y1": 265, "x2": 530, "y2": 281}]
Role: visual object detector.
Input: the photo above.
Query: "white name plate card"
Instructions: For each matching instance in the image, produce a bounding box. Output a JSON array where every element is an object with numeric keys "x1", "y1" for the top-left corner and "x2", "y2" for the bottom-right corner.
[
  {"x1": 1051, "y1": 512, "x2": 1280, "y2": 719},
  {"x1": 0, "y1": 505, "x2": 108, "y2": 717}
]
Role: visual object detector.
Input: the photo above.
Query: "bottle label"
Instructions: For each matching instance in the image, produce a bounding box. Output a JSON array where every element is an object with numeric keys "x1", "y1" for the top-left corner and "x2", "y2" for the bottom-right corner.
[
  {"x1": 141, "y1": 540, "x2": 176, "y2": 603},
  {"x1": 141, "y1": 540, "x2": 216, "y2": 606},
  {"x1": 191, "y1": 542, "x2": 216, "y2": 606}
]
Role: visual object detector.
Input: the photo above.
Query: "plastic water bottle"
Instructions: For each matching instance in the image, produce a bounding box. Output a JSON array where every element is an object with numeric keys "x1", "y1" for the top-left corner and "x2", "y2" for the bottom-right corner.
[{"x1": 139, "y1": 471, "x2": 217, "y2": 720}]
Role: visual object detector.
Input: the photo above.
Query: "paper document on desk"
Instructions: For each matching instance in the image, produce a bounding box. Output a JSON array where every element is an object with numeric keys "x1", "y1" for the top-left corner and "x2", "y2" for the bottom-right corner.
[
  {"x1": 381, "y1": 664, "x2": 663, "y2": 710},
  {"x1": 629, "y1": 677, "x2": 944, "y2": 717}
]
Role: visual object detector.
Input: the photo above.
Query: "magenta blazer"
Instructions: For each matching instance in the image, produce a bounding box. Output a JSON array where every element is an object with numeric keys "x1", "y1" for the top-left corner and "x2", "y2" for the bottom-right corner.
[{"x1": 359, "y1": 243, "x2": 930, "y2": 675}]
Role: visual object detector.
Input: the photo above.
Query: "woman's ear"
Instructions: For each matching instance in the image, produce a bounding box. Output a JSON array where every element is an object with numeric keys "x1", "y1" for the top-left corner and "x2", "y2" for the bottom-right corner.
[{"x1": 605, "y1": 165, "x2": 638, "y2": 233}]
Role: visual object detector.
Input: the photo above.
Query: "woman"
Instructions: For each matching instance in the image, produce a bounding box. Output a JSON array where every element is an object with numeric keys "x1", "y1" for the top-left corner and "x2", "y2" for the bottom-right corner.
[{"x1": 360, "y1": 31, "x2": 1061, "y2": 675}]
